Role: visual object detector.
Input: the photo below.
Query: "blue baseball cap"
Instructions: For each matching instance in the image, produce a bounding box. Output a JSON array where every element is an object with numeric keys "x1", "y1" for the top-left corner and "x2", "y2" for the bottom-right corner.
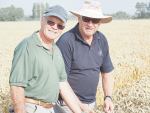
[{"x1": 44, "y1": 5, "x2": 68, "y2": 23}]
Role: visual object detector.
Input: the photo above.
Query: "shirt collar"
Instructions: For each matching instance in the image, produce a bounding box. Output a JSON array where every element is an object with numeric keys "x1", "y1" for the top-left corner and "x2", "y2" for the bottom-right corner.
[{"x1": 32, "y1": 30, "x2": 43, "y2": 47}]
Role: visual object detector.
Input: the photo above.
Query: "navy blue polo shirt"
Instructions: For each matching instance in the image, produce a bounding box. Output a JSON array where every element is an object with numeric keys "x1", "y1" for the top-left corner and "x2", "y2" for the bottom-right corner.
[{"x1": 56, "y1": 23, "x2": 114, "y2": 103}]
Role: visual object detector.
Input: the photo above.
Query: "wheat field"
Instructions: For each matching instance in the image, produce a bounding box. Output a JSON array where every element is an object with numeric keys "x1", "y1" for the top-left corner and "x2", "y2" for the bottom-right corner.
[{"x1": 0, "y1": 19, "x2": 150, "y2": 113}]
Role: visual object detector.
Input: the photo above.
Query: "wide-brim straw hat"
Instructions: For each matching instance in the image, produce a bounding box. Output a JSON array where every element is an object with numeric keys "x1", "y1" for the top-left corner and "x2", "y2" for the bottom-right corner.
[{"x1": 70, "y1": 0, "x2": 112, "y2": 23}]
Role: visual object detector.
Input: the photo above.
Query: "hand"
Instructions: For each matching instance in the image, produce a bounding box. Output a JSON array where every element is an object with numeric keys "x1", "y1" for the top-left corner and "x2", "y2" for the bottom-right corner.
[
  {"x1": 104, "y1": 98, "x2": 114, "y2": 113},
  {"x1": 80, "y1": 104, "x2": 94, "y2": 113}
]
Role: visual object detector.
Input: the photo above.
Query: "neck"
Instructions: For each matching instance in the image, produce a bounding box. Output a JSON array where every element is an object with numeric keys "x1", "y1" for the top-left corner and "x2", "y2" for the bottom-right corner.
[{"x1": 83, "y1": 36, "x2": 93, "y2": 46}]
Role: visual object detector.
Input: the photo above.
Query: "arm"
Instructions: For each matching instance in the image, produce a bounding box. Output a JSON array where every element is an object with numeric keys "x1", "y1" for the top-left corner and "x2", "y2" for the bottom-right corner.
[
  {"x1": 101, "y1": 72, "x2": 114, "y2": 113},
  {"x1": 10, "y1": 86, "x2": 26, "y2": 113},
  {"x1": 59, "y1": 82, "x2": 81, "y2": 113},
  {"x1": 67, "y1": 82, "x2": 93, "y2": 113}
]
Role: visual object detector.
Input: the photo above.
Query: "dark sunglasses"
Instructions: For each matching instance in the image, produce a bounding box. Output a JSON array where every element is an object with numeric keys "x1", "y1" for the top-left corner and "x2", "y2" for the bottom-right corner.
[
  {"x1": 44, "y1": 16, "x2": 65, "y2": 30},
  {"x1": 80, "y1": 15, "x2": 101, "y2": 24}
]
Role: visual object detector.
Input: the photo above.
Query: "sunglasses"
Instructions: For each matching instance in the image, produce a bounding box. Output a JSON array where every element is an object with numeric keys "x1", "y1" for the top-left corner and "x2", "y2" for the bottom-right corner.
[
  {"x1": 80, "y1": 15, "x2": 101, "y2": 24},
  {"x1": 44, "y1": 16, "x2": 65, "y2": 30}
]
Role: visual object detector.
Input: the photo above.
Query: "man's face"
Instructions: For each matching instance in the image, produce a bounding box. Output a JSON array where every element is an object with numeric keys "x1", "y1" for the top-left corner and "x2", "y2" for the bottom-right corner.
[
  {"x1": 78, "y1": 15, "x2": 101, "y2": 37},
  {"x1": 41, "y1": 16, "x2": 65, "y2": 41}
]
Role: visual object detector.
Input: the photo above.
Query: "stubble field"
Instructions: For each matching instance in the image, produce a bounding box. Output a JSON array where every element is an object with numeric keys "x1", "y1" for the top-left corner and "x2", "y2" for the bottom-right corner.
[{"x1": 0, "y1": 19, "x2": 150, "y2": 113}]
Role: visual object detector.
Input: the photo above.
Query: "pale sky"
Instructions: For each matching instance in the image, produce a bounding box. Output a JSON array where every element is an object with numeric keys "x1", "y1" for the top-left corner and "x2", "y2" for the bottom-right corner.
[{"x1": 0, "y1": 0, "x2": 150, "y2": 15}]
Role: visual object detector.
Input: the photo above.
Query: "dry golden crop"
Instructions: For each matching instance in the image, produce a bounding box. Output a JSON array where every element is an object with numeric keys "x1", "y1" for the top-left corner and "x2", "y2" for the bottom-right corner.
[{"x1": 0, "y1": 19, "x2": 150, "y2": 113}]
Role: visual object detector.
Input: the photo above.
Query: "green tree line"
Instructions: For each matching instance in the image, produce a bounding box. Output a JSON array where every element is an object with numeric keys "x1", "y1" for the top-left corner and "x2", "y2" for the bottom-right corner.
[
  {"x1": 135, "y1": 2, "x2": 150, "y2": 18},
  {"x1": 31, "y1": 3, "x2": 49, "y2": 19},
  {"x1": 104, "y1": 2, "x2": 150, "y2": 20},
  {"x1": 0, "y1": 2, "x2": 150, "y2": 21},
  {"x1": 0, "y1": 5, "x2": 24, "y2": 21}
]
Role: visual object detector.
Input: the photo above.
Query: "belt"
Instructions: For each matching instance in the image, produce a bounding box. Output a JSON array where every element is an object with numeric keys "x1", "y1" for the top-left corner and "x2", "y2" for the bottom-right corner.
[{"x1": 25, "y1": 97, "x2": 55, "y2": 108}]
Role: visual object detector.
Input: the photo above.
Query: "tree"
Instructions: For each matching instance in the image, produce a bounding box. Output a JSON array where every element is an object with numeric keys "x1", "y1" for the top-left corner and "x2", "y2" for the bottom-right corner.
[
  {"x1": 0, "y1": 5, "x2": 24, "y2": 21},
  {"x1": 40, "y1": 3, "x2": 45, "y2": 18},
  {"x1": 147, "y1": 3, "x2": 150, "y2": 13},
  {"x1": 104, "y1": 11, "x2": 129, "y2": 20},
  {"x1": 32, "y1": 3, "x2": 49, "y2": 20},
  {"x1": 32, "y1": 3, "x2": 38, "y2": 18},
  {"x1": 15, "y1": 8, "x2": 24, "y2": 19},
  {"x1": 37, "y1": 3, "x2": 40, "y2": 18},
  {"x1": 116, "y1": 11, "x2": 128, "y2": 19},
  {"x1": 135, "y1": 2, "x2": 147, "y2": 12},
  {"x1": 135, "y1": 2, "x2": 150, "y2": 18},
  {"x1": 46, "y1": 3, "x2": 49, "y2": 10}
]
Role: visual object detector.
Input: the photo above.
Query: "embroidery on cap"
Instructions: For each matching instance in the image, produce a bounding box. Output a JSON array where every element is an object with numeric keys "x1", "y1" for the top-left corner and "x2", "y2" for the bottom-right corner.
[{"x1": 53, "y1": 9, "x2": 59, "y2": 11}]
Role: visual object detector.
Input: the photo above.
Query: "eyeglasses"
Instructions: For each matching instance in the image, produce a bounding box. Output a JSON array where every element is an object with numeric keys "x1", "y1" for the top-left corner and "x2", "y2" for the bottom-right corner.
[
  {"x1": 80, "y1": 15, "x2": 101, "y2": 24},
  {"x1": 44, "y1": 16, "x2": 65, "y2": 30}
]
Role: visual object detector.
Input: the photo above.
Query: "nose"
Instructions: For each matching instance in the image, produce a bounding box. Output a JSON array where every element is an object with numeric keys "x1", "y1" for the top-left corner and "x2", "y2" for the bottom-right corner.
[
  {"x1": 51, "y1": 23, "x2": 58, "y2": 30},
  {"x1": 89, "y1": 20, "x2": 93, "y2": 24},
  {"x1": 87, "y1": 20, "x2": 93, "y2": 26}
]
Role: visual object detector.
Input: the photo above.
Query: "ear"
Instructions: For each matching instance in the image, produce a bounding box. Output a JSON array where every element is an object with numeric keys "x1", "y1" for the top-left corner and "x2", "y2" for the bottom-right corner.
[
  {"x1": 40, "y1": 16, "x2": 44, "y2": 26},
  {"x1": 100, "y1": 19, "x2": 102, "y2": 24},
  {"x1": 98, "y1": 19, "x2": 102, "y2": 26},
  {"x1": 78, "y1": 15, "x2": 80, "y2": 22}
]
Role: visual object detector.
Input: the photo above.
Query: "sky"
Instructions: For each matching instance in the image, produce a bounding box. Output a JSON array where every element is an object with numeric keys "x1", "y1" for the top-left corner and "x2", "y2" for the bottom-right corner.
[{"x1": 0, "y1": 0, "x2": 150, "y2": 16}]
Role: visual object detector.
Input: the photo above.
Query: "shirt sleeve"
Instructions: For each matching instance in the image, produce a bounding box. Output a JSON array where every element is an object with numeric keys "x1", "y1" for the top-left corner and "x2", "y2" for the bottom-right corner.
[
  {"x1": 59, "y1": 60, "x2": 67, "y2": 82},
  {"x1": 100, "y1": 36, "x2": 114, "y2": 73},
  {"x1": 56, "y1": 35, "x2": 72, "y2": 75},
  {"x1": 9, "y1": 41, "x2": 31, "y2": 87},
  {"x1": 55, "y1": 45, "x2": 68, "y2": 82}
]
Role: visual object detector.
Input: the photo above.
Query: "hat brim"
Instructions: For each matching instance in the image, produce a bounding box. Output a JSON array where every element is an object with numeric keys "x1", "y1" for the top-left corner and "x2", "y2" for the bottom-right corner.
[
  {"x1": 70, "y1": 11, "x2": 112, "y2": 23},
  {"x1": 46, "y1": 12, "x2": 67, "y2": 23}
]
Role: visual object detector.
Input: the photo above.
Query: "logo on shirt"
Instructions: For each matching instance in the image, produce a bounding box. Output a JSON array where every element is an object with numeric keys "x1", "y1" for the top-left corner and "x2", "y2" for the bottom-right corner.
[
  {"x1": 56, "y1": 55, "x2": 61, "y2": 59},
  {"x1": 98, "y1": 50, "x2": 102, "y2": 56}
]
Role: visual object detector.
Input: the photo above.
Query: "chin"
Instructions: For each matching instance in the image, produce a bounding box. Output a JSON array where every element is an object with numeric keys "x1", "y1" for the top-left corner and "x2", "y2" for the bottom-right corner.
[
  {"x1": 85, "y1": 33, "x2": 94, "y2": 37},
  {"x1": 48, "y1": 37, "x2": 57, "y2": 40},
  {"x1": 84, "y1": 30, "x2": 95, "y2": 35},
  {"x1": 47, "y1": 35, "x2": 59, "y2": 40}
]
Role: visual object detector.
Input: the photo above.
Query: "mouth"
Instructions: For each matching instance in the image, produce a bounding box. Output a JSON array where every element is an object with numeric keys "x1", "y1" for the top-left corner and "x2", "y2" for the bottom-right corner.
[
  {"x1": 48, "y1": 30, "x2": 57, "y2": 34},
  {"x1": 86, "y1": 27, "x2": 93, "y2": 31}
]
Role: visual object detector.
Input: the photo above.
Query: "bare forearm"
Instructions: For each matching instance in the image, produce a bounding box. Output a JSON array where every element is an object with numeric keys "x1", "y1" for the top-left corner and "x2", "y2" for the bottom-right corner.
[
  {"x1": 10, "y1": 86, "x2": 26, "y2": 113},
  {"x1": 59, "y1": 82, "x2": 81, "y2": 113},
  {"x1": 101, "y1": 72, "x2": 114, "y2": 112},
  {"x1": 67, "y1": 82, "x2": 92, "y2": 112},
  {"x1": 101, "y1": 72, "x2": 114, "y2": 96}
]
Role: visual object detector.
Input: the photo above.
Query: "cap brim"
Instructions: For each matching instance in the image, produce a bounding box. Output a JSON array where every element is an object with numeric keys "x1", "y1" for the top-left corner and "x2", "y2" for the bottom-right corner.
[
  {"x1": 70, "y1": 10, "x2": 112, "y2": 23},
  {"x1": 46, "y1": 12, "x2": 67, "y2": 23}
]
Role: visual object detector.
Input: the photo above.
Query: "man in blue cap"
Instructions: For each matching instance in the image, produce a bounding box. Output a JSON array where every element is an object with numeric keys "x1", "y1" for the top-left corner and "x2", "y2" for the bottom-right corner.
[
  {"x1": 9, "y1": 5, "x2": 85, "y2": 113},
  {"x1": 56, "y1": 0, "x2": 114, "y2": 113}
]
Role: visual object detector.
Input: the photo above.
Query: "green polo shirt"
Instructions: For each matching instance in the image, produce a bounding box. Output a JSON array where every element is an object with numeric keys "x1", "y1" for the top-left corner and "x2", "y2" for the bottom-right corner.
[{"x1": 9, "y1": 31, "x2": 67, "y2": 103}]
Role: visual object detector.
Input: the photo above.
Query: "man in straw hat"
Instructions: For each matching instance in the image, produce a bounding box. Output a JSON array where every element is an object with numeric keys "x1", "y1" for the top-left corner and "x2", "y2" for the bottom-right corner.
[
  {"x1": 56, "y1": 0, "x2": 114, "y2": 113},
  {"x1": 9, "y1": 5, "x2": 85, "y2": 113}
]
